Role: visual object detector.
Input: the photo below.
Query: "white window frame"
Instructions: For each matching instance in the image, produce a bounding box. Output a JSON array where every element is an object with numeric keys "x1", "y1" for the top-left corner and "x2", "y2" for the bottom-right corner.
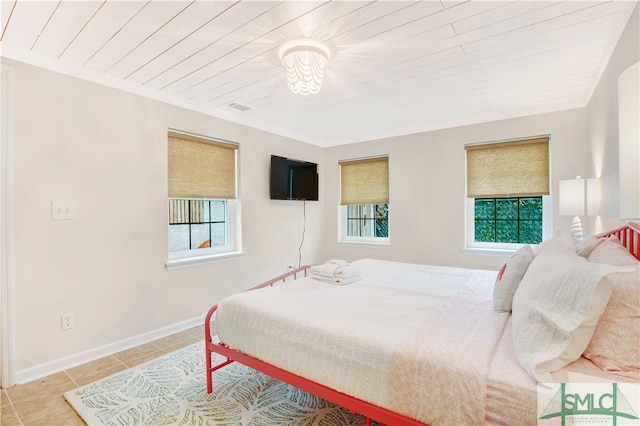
[
  {"x1": 166, "y1": 199, "x2": 242, "y2": 269},
  {"x1": 339, "y1": 203, "x2": 390, "y2": 244},
  {"x1": 168, "y1": 198, "x2": 240, "y2": 256},
  {"x1": 464, "y1": 195, "x2": 552, "y2": 253}
]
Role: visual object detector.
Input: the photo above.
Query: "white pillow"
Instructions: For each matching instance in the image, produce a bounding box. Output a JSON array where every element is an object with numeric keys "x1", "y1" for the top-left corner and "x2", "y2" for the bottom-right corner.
[
  {"x1": 575, "y1": 235, "x2": 603, "y2": 258},
  {"x1": 511, "y1": 245, "x2": 622, "y2": 382},
  {"x1": 493, "y1": 245, "x2": 534, "y2": 312},
  {"x1": 583, "y1": 237, "x2": 640, "y2": 379},
  {"x1": 534, "y1": 231, "x2": 576, "y2": 256}
]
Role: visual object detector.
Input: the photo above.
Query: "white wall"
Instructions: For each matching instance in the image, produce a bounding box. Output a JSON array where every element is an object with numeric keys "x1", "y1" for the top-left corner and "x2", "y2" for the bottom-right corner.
[
  {"x1": 586, "y1": 3, "x2": 639, "y2": 233},
  {"x1": 321, "y1": 109, "x2": 587, "y2": 271},
  {"x1": 4, "y1": 59, "x2": 323, "y2": 381}
]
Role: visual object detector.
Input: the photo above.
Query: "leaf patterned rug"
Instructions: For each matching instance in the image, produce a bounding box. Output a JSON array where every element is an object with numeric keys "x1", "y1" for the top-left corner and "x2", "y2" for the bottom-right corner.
[{"x1": 64, "y1": 341, "x2": 374, "y2": 425}]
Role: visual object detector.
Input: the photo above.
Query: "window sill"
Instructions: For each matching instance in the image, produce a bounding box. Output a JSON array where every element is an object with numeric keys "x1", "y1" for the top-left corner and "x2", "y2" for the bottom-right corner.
[
  {"x1": 335, "y1": 240, "x2": 391, "y2": 248},
  {"x1": 463, "y1": 247, "x2": 517, "y2": 257},
  {"x1": 166, "y1": 251, "x2": 245, "y2": 270}
]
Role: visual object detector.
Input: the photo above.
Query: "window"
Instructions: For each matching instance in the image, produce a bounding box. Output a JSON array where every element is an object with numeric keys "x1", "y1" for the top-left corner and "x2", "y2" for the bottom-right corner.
[
  {"x1": 169, "y1": 199, "x2": 228, "y2": 251},
  {"x1": 465, "y1": 137, "x2": 550, "y2": 249},
  {"x1": 167, "y1": 130, "x2": 239, "y2": 263},
  {"x1": 346, "y1": 204, "x2": 389, "y2": 238},
  {"x1": 339, "y1": 156, "x2": 389, "y2": 243},
  {"x1": 474, "y1": 197, "x2": 542, "y2": 244}
]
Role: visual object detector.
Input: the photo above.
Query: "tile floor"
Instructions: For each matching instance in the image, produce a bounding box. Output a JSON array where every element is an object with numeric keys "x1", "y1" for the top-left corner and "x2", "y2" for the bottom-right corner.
[{"x1": 1, "y1": 325, "x2": 203, "y2": 425}]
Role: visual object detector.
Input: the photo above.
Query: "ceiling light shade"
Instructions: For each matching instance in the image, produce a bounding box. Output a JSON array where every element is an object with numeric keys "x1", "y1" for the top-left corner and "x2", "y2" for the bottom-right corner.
[{"x1": 281, "y1": 43, "x2": 329, "y2": 96}]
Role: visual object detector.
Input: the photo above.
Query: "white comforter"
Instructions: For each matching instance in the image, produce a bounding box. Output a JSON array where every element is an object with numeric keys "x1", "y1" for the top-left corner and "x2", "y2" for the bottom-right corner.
[{"x1": 215, "y1": 259, "x2": 508, "y2": 425}]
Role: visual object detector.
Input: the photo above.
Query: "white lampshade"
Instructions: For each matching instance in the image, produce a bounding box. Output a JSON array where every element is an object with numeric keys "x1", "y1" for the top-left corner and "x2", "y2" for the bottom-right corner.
[
  {"x1": 280, "y1": 41, "x2": 329, "y2": 96},
  {"x1": 559, "y1": 177, "x2": 586, "y2": 216},
  {"x1": 559, "y1": 177, "x2": 586, "y2": 241}
]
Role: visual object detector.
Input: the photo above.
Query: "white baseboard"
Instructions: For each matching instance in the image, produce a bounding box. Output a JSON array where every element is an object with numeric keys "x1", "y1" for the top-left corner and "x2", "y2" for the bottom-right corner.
[{"x1": 13, "y1": 315, "x2": 205, "y2": 385}]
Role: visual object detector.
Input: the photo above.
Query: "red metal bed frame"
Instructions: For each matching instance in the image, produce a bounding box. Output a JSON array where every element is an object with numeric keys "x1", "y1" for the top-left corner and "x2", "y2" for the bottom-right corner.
[
  {"x1": 598, "y1": 222, "x2": 640, "y2": 260},
  {"x1": 204, "y1": 222, "x2": 640, "y2": 425},
  {"x1": 203, "y1": 265, "x2": 427, "y2": 425}
]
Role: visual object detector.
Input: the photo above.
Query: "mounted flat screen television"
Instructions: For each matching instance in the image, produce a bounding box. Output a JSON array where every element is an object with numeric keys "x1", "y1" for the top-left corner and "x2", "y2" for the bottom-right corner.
[{"x1": 270, "y1": 155, "x2": 319, "y2": 201}]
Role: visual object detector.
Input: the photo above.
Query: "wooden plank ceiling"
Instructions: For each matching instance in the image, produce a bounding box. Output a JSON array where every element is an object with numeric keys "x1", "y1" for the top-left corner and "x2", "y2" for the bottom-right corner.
[{"x1": 0, "y1": 1, "x2": 636, "y2": 147}]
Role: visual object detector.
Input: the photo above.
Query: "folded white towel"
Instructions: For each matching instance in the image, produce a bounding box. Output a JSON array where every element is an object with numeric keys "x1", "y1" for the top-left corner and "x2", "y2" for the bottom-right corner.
[
  {"x1": 311, "y1": 274, "x2": 361, "y2": 285},
  {"x1": 326, "y1": 259, "x2": 349, "y2": 267},
  {"x1": 310, "y1": 259, "x2": 350, "y2": 278},
  {"x1": 334, "y1": 265, "x2": 360, "y2": 279},
  {"x1": 310, "y1": 259, "x2": 361, "y2": 285},
  {"x1": 309, "y1": 263, "x2": 339, "y2": 278}
]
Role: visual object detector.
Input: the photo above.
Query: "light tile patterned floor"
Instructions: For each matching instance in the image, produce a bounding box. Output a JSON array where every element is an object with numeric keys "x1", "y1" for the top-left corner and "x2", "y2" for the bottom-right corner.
[{"x1": 1, "y1": 326, "x2": 203, "y2": 426}]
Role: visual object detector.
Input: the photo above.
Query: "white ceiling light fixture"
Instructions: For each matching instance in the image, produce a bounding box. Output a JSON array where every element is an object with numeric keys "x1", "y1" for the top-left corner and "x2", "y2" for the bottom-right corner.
[{"x1": 280, "y1": 40, "x2": 329, "y2": 96}]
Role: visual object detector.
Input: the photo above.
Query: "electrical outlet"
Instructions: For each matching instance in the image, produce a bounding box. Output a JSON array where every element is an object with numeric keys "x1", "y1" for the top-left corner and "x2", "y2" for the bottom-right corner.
[{"x1": 61, "y1": 312, "x2": 74, "y2": 330}]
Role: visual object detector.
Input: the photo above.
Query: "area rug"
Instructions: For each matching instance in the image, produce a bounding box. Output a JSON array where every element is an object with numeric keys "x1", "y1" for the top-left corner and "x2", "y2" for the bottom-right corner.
[{"x1": 64, "y1": 341, "x2": 375, "y2": 425}]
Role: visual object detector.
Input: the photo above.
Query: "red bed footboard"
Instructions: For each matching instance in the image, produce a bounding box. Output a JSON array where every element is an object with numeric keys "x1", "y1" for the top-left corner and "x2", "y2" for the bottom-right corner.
[
  {"x1": 204, "y1": 265, "x2": 312, "y2": 390},
  {"x1": 598, "y1": 222, "x2": 640, "y2": 260},
  {"x1": 204, "y1": 264, "x2": 427, "y2": 426}
]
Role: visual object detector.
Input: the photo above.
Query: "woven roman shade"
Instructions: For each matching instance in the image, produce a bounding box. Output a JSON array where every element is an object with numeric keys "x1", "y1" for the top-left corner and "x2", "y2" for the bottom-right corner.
[
  {"x1": 168, "y1": 131, "x2": 237, "y2": 199},
  {"x1": 340, "y1": 156, "x2": 389, "y2": 205},
  {"x1": 466, "y1": 137, "x2": 549, "y2": 198}
]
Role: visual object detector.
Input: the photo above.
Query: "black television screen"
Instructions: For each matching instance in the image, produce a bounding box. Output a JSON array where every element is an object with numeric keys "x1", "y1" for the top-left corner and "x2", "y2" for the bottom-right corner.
[{"x1": 270, "y1": 155, "x2": 318, "y2": 201}]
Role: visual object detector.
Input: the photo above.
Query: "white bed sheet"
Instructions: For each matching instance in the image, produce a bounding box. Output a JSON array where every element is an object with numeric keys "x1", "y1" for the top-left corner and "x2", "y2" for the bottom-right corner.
[
  {"x1": 216, "y1": 258, "x2": 633, "y2": 424},
  {"x1": 215, "y1": 259, "x2": 506, "y2": 425},
  {"x1": 485, "y1": 316, "x2": 636, "y2": 425}
]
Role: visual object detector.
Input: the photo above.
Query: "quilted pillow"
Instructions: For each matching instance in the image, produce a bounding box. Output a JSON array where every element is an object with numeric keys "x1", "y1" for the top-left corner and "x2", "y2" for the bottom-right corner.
[
  {"x1": 583, "y1": 236, "x2": 640, "y2": 379},
  {"x1": 533, "y1": 231, "x2": 576, "y2": 256},
  {"x1": 511, "y1": 241, "x2": 620, "y2": 382},
  {"x1": 493, "y1": 244, "x2": 534, "y2": 312},
  {"x1": 575, "y1": 235, "x2": 604, "y2": 258}
]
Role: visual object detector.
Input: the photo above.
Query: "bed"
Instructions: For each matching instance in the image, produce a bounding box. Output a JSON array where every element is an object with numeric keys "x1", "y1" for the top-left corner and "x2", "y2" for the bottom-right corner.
[{"x1": 204, "y1": 223, "x2": 640, "y2": 425}]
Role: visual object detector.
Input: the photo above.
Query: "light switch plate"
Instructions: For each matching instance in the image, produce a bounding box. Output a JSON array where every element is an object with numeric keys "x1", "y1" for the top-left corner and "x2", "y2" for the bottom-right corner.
[{"x1": 51, "y1": 201, "x2": 76, "y2": 220}]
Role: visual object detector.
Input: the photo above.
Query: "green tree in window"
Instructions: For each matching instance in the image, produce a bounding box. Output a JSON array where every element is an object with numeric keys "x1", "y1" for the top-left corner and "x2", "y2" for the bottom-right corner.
[
  {"x1": 518, "y1": 197, "x2": 542, "y2": 243},
  {"x1": 375, "y1": 204, "x2": 389, "y2": 237},
  {"x1": 474, "y1": 197, "x2": 542, "y2": 244}
]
